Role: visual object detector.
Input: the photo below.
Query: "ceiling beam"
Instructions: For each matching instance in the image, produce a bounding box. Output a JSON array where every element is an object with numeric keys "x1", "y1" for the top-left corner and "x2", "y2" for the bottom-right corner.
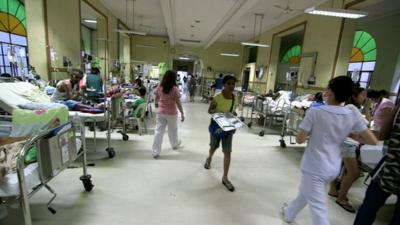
[
  {"x1": 203, "y1": 0, "x2": 260, "y2": 49},
  {"x1": 161, "y1": 0, "x2": 176, "y2": 46}
]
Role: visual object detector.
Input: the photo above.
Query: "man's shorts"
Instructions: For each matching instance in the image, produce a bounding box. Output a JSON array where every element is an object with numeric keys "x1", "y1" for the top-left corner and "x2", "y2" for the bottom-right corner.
[
  {"x1": 341, "y1": 142, "x2": 357, "y2": 158},
  {"x1": 210, "y1": 131, "x2": 234, "y2": 153}
]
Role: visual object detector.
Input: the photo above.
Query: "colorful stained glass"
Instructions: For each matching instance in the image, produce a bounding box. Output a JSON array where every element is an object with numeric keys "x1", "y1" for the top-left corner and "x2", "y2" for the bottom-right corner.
[
  {"x1": 281, "y1": 45, "x2": 302, "y2": 64},
  {"x1": 0, "y1": 0, "x2": 26, "y2": 36},
  {"x1": 350, "y1": 31, "x2": 376, "y2": 62}
]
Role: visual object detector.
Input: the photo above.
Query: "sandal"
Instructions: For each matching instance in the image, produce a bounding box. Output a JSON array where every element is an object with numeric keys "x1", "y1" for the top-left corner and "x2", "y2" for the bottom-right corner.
[
  {"x1": 222, "y1": 179, "x2": 235, "y2": 192},
  {"x1": 335, "y1": 200, "x2": 356, "y2": 213},
  {"x1": 204, "y1": 157, "x2": 211, "y2": 169},
  {"x1": 328, "y1": 193, "x2": 349, "y2": 201}
]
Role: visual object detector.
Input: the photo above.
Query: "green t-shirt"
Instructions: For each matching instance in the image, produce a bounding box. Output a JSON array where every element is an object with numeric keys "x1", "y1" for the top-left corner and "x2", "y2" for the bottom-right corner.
[
  {"x1": 213, "y1": 93, "x2": 238, "y2": 113},
  {"x1": 132, "y1": 97, "x2": 146, "y2": 118}
]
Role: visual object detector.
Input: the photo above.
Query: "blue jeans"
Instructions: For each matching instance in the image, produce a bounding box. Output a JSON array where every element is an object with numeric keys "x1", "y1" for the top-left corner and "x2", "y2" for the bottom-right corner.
[{"x1": 354, "y1": 179, "x2": 400, "y2": 225}]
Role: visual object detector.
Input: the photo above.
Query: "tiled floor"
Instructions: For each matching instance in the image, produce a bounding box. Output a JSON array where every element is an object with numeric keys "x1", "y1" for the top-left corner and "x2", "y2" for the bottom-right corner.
[{"x1": 2, "y1": 101, "x2": 395, "y2": 225}]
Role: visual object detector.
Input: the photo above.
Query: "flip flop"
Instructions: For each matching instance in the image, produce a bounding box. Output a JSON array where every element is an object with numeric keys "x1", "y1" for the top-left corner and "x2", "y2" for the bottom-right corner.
[
  {"x1": 335, "y1": 200, "x2": 356, "y2": 213},
  {"x1": 328, "y1": 192, "x2": 338, "y2": 198},
  {"x1": 222, "y1": 179, "x2": 235, "y2": 192},
  {"x1": 328, "y1": 193, "x2": 349, "y2": 201},
  {"x1": 204, "y1": 158, "x2": 211, "y2": 169}
]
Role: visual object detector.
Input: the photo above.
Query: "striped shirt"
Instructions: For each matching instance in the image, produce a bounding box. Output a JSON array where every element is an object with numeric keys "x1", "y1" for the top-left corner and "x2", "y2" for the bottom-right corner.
[{"x1": 380, "y1": 106, "x2": 400, "y2": 194}]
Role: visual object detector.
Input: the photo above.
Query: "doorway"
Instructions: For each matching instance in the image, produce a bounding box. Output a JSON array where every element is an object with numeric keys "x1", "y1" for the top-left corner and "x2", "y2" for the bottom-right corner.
[{"x1": 172, "y1": 59, "x2": 194, "y2": 84}]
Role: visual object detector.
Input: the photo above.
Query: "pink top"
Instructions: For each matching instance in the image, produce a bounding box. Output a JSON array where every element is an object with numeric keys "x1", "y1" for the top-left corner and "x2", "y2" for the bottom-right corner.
[
  {"x1": 373, "y1": 98, "x2": 395, "y2": 128},
  {"x1": 155, "y1": 86, "x2": 180, "y2": 115}
]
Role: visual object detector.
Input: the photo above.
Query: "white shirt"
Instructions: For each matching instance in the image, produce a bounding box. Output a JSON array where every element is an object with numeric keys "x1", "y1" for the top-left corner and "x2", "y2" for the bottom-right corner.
[{"x1": 299, "y1": 105, "x2": 367, "y2": 176}]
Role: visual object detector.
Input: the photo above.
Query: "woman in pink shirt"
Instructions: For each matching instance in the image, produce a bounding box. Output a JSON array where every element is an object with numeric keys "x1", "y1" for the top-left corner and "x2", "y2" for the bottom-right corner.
[
  {"x1": 368, "y1": 89, "x2": 394, "y2": 130},
  {"x1": 152, "y1": 70, "x2": 185, "y2": 158}
]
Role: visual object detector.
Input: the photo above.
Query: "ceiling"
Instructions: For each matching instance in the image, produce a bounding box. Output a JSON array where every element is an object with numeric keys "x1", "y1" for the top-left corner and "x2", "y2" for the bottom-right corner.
[
  {"x1": 97, "y1": 0, "x2": 328, "y2": 48},
  {"x1": 81, "y1": 1, "x2": 102, "y2": 29}
]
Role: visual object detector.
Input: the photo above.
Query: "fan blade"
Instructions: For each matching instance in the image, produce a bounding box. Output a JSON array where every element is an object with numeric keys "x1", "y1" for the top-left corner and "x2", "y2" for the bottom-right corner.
[{"x1": 274, "y1": 5, "x2": 286, "y2": 10}]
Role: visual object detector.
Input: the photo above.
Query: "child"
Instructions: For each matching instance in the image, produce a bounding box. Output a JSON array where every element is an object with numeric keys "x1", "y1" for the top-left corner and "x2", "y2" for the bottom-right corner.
[
  {"x1": 281, "y1": 76, "x2": 377, "y2": 225},
  {"x1": 128, "y1": 87, "x2": 147, "y2": 118}
]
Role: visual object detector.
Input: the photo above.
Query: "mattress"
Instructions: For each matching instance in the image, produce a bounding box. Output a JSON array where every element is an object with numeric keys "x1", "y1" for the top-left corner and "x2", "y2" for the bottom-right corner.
[{"x1": 69, "y1": 111, "x2": 106, "y2": 122}]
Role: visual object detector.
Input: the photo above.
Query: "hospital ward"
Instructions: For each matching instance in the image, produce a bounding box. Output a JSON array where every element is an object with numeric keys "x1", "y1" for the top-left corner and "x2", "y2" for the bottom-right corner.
[{"x1": 0, "y1": 0, "x2": 399, "y2": 224}]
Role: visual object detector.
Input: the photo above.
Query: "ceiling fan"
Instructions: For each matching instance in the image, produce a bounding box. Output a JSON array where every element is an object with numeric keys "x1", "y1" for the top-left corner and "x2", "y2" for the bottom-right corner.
[{"x1": 273, "y1": 0, "x2": 300, "y2": 20}]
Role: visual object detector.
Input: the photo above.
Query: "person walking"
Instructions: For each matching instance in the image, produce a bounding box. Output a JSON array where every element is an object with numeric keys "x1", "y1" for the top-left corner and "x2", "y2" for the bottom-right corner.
[
  {"x1": 204, "y1": 75, "x2": 238, "y2": 192},
  {"x1": 281, "y1": 76, "x2": 377, "y2": 225},
  {"x1": 152, "y1": 70, "x2": 185, "y2": 158}
]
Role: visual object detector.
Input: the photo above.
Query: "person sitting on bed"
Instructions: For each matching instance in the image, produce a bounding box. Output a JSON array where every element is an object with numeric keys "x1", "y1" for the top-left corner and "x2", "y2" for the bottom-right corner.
[{"x1": 50, "y1": 69, "x2": 104, "y2": 113}]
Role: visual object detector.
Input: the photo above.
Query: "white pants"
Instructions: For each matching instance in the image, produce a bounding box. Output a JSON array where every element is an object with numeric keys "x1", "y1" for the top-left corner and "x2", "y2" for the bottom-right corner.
[
  {"x1": 284, "y1": 172, "x2": 337, "y2": 225},
  {"x1": 152, "y1": 114, "x2": 179, "y2": 156}
]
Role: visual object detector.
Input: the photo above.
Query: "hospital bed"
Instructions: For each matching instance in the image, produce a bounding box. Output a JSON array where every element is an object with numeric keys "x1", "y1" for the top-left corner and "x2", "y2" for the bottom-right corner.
[
  {"x1": 0, "y1": 118, "x2": 93, "y2": 225},
  {"x1": 0, "y1": 81, "x2": 116, "y2": 158}
]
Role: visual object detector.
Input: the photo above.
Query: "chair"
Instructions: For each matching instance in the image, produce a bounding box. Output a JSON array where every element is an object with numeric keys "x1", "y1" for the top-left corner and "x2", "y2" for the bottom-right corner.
[
  {"x1": 128, "y1": 103, "x2": 148, "y2": 135},
  {"x1": 146, "y1": 88, "x2": 153, "y2": 118}
]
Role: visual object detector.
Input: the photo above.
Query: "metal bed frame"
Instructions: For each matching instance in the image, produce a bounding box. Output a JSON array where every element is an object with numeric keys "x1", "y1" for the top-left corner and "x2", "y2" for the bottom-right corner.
[
  {"x1": 278, "y1": 104, "x2": 305, "y2": 148},
  {"x1": 0, "y1": 121, "x2": 93, "y2": 225},
  {"x1": 249, "y1": 95, "x2": 286, "y2": 136}
]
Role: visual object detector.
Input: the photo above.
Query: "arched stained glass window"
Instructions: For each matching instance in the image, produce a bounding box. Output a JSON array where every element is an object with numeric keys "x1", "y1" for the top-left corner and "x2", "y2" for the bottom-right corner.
[
  {"x1": 281, "y1": 45, "x2": 302, "y2": 64},
  {"x1": 348, "y1": 31, "x2": 377, "y2": 88},
  {"x1": 0, "y1": 0, "x2": 29, "y2": 77},
  {"x1": 350, "y1": 31, "x2": 376, "y2": 62},
  {"x1": 0, "y1": 0, "x2": 26, "y2": 36}
]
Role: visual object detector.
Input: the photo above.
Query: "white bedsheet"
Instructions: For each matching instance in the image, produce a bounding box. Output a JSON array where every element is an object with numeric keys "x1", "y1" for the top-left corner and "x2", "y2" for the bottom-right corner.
[
  {"x1": 360, "y1": 141, "x2": 384, "y2": 169},
  {"x1": 0, "y1": 82, "x2": 35, "y2": 113}
]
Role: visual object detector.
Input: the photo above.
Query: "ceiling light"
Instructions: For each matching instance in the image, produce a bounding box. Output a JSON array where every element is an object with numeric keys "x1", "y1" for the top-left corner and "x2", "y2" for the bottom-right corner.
[
  {"x1": 305, "y1": 7, "x2": 368, "y2": 19},
  {"x1": 241, "y1": 14, "x2": 269, "y2": 48},
  {"x1": 179, "y1": 57, "x2": 191, "y2": 60},
  {"x1": 136, "y1": 44, "x2": 157, "y2": 48},
  {"x1": 114, "y1": 29, "x2": 146, "y2": 36},
  {"x1": 240, "y1": 42, "x2": 269, "y2": 48},
  {"x1": 220, "y1": 53, "x2": 240, "y2": 57},
  {"x1": 83, "y1": 19, "x2": 97, "y2": 23}
]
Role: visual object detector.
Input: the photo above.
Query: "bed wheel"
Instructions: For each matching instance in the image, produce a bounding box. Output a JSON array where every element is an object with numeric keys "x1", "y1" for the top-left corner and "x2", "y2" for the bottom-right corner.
[
  {"x1": 240, "y1": 116, "x2": 245, "y2": 122},
  {"x1": 106, "y1": 147, "x2": 116, "y2": 158},
  {"x1": 80, "y1": 175, "x2": 94, "y2": 192},
  {"x1": 280, "y1": 139, "x2": 286, "y2": 148},
  {"x1": 259, "y1": 131, "x2": 265, "y2": 136},
  {"x1": 122, "y1": 134, "x2": 129, "y2": 141},
  {"x1": 247, "y1": 122, "x2": 252, "y2": 128}
]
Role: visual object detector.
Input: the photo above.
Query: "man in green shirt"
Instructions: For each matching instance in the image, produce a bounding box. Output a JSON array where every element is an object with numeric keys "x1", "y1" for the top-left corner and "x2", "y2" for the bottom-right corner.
[{"x1": 86, "y1": 67, "x2": 103, "y2": 99}]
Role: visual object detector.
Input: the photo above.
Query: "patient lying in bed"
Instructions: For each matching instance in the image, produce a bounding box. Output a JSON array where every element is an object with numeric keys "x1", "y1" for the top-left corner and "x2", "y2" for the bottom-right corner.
[{"x1": 50, "y1": 69, "x2": 104, "y2": 113}]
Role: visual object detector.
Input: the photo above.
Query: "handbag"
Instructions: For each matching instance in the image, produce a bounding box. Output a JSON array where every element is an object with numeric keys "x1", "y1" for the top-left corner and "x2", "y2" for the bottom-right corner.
[{"x1": 209, "y1": 95, "x2": 235, "y2": 139}]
